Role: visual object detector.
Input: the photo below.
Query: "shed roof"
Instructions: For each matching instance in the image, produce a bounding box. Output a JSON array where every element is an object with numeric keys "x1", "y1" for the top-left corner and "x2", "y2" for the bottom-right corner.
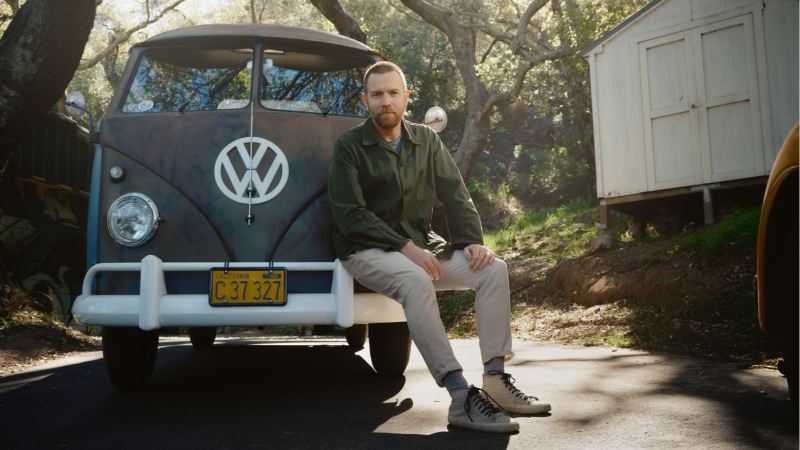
[
  {"x1": 581, "y1": 0, "x2": 664, "y2": 57},
  {"x1": 137, "y1": 23, "x2": 376, "y2": 55}
]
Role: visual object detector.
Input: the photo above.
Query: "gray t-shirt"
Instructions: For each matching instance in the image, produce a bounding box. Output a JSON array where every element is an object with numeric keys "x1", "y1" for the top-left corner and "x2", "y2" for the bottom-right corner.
[{"x1": 389, "y1": 136, "x2": 402, "y2": 155}]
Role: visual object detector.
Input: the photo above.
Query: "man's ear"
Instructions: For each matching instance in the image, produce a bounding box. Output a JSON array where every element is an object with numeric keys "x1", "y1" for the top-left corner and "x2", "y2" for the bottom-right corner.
[{"x1": 361, "y1": 93, "x2": 368, "y2": 110}]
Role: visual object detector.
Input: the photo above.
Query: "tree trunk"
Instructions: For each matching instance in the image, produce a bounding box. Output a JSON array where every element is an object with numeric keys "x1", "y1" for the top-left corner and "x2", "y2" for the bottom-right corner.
[
  {"x1": 100, "y1": 34, "x2": 122, "y2": 90},
  {"x1": 454, "y1": 102, "x2": 491, "y2": 176},
  {"x1": 399, "y1": 0, "x2": 493, "y2": 179},
  {"x1": 309, "y1": 0, "x2": 367, "y2": 45},
  {"x1": 0, "y1": 0, "x2": 96, "y2": 162}
]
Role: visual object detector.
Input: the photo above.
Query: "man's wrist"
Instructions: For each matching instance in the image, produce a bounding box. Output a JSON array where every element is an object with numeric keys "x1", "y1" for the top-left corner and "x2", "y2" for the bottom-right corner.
[
  {"x1": 400, "y1": 240, "x2": 416, "y2": 254},
  {"x1": 453, "y1": 242, "x2": 482, "y2": 250}
]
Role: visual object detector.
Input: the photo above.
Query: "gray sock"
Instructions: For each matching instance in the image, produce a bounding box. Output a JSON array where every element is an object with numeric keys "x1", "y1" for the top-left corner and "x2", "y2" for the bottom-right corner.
[
  {"x1": 484, "y1": 356, "x2": 505, "y2": 375},
  {"x1": 443, "y1": 370, "x2": 469, "y2": 394}
]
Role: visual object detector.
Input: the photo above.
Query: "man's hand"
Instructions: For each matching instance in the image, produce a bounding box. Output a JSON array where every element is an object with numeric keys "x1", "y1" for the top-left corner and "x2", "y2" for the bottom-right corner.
[
  {"x1": 400, "y1": 241, "x2": 444, "y2": 280},
  {"x1": 463, "y1": 244, "x2": 496, "y2": 271}
]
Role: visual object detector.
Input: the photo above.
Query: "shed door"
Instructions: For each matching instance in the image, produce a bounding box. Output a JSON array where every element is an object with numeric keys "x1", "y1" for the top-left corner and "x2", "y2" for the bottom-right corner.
[
  {"x1": 639, "y1": 30, "x2": 701, "y2": 190},
  {"x1": 693, "y1": 16, "x2": 764, "y2": 182},
  {"x1": 639, "y1": 14, "x2": 763, "y2": 190}
]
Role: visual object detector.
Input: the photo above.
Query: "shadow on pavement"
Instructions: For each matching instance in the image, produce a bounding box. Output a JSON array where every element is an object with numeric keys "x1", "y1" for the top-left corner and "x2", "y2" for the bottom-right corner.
[
  {"x1": 511, "y1": 351, "x2": 797, "y2": 448},
  {"x1": 0, "y1": 340, "x2": 511, "y2": 449}
]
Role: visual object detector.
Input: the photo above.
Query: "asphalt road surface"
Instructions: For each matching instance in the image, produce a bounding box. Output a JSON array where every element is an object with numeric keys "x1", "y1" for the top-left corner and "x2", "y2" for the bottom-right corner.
[{"x1": 0, "y1": 336, "x2": 797, "y2": 449}]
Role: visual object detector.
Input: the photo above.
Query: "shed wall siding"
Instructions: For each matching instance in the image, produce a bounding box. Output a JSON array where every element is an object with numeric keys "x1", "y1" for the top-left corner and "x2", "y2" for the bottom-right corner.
[
  {"x1": 763, "y1": 0, "x2": 799, "y2": 156},
  {"x1": 690, "y1": 0, "x2": 756, "y2": 20},
  {"x1": 588, "y1": 0, "x2": 797, "y2": 199},
  {"x1": 595, "y1": 45, "x2": 643, "y2": 197}
]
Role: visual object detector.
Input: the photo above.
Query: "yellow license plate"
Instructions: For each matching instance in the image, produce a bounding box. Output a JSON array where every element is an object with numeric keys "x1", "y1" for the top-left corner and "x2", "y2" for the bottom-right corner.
[{"x1": 209, "y1": 268, "x2": 287, "y2": 306}]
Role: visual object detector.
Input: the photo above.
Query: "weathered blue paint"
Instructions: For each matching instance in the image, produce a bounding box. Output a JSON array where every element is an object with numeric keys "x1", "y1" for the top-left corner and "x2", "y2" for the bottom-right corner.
[
  {"x1": 92, "y1": 24, "x2": 380, "y2": 296},
  {"x1": 86, "y1": 143, "x2": 102, "y2": 268}
]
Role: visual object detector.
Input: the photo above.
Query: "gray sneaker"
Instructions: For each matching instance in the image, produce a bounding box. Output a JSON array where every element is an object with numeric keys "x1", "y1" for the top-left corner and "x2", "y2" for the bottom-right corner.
[
  {"x1": 483, "y1": 371, "x2": 551, "y2": 415},
  {"x1": 448, "y1": 386, "x2": 520, "y2": 433}
]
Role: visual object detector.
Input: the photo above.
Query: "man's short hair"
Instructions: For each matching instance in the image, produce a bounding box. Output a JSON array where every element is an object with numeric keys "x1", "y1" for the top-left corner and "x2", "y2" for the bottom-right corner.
[{"x1": 363, "y1": 61, "x2": 407, "y2": 92}]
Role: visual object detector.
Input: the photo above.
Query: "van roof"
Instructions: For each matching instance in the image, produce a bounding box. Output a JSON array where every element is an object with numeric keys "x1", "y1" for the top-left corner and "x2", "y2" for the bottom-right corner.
[{"x1": 138, "y1": 23, "x2": 377, "y2": 56}]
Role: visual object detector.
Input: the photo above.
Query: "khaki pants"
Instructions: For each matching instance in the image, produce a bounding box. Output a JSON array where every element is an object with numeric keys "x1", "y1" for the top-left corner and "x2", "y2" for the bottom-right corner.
[{"x1": 342, "y1": 249, "x2": 513, "y2": 385}]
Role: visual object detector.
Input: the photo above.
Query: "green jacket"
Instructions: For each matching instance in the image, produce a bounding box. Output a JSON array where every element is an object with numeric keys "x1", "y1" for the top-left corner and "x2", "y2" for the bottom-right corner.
[{"x1": 328, "y1": 118, "x2": 484, "y2": 260}]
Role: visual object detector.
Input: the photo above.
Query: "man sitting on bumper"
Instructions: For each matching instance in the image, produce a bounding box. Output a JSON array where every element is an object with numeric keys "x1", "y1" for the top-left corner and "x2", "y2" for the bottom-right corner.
[{"x1": 328, "y1": 61, "x2": 551, "y2": 433}]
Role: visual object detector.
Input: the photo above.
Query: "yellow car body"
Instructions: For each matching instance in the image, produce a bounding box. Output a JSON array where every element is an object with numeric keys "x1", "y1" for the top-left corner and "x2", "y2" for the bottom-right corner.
[
  {"x1": 756, "y1": 123, "x2": 798, "y2": 405},
  {"x1": 757, "y1": 124, "x2": 798, "y2": 335}
]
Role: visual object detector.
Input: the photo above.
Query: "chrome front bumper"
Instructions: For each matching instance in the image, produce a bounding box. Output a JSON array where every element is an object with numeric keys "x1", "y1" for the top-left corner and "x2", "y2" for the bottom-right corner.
[{"x1": 72, "y1": 255, "x2": 405, "y2": 330}]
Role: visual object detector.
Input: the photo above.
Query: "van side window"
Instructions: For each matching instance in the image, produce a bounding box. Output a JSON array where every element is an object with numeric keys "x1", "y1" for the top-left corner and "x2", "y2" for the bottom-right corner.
[
  {"x1": 123, "y1": 50, "x2": 252, "y2": 113},
  {"x1": 260, "y1": 54, "x2": 365, "y2": 117}
]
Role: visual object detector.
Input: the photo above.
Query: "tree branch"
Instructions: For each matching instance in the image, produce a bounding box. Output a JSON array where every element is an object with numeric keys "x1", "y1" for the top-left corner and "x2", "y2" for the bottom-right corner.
[
  {"x1": 249, "y1": 0, "x2": 266, "y2": 23},
  {"x1": 509, "y1": 0, "x2": 550, "y2": 54},
  {"x1": 480, "y1": 38, "x2": 497, "y2": 64},
  {"x1": 388, "y1": 0, "x2": 428, "y2": 26},
  {"x1": 309, "y1": 0, "x2": 367, "y2": 44},
  {"x1": 77, "y1": 0, "x2": 186, "y2": 70},
  {"x1": 399, "y1": 0, "x2": 454, "y2": 35},
  {"x1": 479, "y1": 44, "x2": 571, "y2": 118}
]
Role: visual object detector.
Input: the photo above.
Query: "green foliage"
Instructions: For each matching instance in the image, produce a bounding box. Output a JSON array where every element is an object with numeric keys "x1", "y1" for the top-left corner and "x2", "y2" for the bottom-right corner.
[
  {"x1": 437, "y1": 290, "x2": 476, "y2": 338},
  {"x1": 514, "y1": 144, "x2": 595, "y2": 204},
  {"x1": 485, "y1": 197, "x2": 599, "y2": 263},
  {"x1": 67, "y1": 65, "x2": 114, "y2": 126},
  {"x1": 678, "y1": 208, "x2": 760, "y2": 263},
  {"x1": 473, "y1": 0, "x2": 649, "y2": 205},
  {"x1": 584, "y1": 331, "x2": 637, "y2": 348},
  {"x1": 344, "y1": 0, "x2": 462, "y2": 124}
]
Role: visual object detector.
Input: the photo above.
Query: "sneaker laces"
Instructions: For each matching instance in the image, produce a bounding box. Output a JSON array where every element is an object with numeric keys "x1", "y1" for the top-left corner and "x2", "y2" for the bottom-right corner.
[
  {"x1": 465, "y1": 386, "x2": 503, "y2": 422},
  {"x1": 488, "y1": 370, "x2": 539, "y2": 402}
]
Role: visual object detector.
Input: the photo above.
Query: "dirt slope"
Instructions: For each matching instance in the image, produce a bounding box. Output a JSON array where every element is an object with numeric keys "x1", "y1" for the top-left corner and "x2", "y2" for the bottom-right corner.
[{"x1": 500, "y1": 235, "x2": 778, "y2": 364}]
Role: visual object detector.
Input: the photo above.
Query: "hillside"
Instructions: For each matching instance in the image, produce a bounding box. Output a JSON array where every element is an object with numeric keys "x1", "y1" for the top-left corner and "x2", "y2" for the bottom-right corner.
[{"x1": 438, "y1": 201, "x2": 781, "y2": 365}]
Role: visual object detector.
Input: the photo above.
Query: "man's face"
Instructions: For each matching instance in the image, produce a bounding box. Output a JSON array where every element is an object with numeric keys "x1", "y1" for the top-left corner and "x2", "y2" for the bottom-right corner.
[{"x1": 362, "y1": 70, "x2": 409, "y2": 131}]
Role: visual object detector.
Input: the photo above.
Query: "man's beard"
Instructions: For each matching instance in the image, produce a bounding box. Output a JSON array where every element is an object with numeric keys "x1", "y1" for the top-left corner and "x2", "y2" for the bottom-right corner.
[{"x1": 373, "y1": 110, "x2": 402, "y2": 129}]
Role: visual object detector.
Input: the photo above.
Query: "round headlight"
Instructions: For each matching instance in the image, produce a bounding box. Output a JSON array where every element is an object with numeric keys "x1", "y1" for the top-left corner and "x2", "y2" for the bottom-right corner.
[{"x1": 107, "y1": 193, "x2": 160, "y2": 247}]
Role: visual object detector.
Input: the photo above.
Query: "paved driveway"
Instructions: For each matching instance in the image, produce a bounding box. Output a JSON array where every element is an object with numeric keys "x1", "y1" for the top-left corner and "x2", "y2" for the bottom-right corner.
[{"x1": 0, "y1": 336, "x2": 796, "y2": 449}]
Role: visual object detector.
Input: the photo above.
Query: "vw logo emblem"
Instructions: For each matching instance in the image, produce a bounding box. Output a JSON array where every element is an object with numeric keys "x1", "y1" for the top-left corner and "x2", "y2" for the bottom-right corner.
[{"x1": 214, "y1": 137, "x2": 289, "y2": 204}]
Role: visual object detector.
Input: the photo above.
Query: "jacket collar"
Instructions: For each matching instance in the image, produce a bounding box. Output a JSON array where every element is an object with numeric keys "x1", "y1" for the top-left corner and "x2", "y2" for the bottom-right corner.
[{"x1": 361, "y1": 118, "x2": 419, "y2": 146}]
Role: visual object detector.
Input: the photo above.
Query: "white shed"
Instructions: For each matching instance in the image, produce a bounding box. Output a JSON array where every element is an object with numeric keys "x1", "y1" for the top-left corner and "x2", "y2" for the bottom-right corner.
[{"x1": 583, "y1": 0, "x2": 798, "y2": 225}]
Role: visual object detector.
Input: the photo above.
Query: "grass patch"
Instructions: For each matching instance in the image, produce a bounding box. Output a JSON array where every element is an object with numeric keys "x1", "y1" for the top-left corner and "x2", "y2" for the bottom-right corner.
[
  {"x1": 438, "y1": 291, "x2": 476, "y2": 338},
  {"x1": 605, "y1": 333, "x2": 637, "y2": 348},
  {"x1": 584, "y1": 331, "x2": 637, "y2": 348},
  {"x1": 485, "y1": 197, "x2": 599, "y2": 262},
  {"x1": 678, "y1": 207, "x2": 760, "y2": 263}
]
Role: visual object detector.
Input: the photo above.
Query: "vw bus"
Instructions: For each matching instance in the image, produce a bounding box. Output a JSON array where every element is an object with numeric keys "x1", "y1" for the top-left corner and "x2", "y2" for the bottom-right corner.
[{"x1": 71, "y1": 24, "x2": 436, "y2": 391}]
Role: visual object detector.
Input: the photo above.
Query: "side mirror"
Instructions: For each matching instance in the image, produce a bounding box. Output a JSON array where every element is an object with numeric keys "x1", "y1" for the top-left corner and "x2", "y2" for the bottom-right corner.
[
  {"x1": 65, "y1": 91, "x2": 97, "y2": 144},
  {"x1": 65, "y1": 91, "x2": 86, "y2": 118},
  {"x1": 423, "y1": 106, "x2": 447, "y2": 133}
]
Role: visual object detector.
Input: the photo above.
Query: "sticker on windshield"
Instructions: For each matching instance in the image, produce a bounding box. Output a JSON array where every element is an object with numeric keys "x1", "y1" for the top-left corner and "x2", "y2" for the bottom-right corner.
[
  {"x1": 123, "y1": 104, "x2": 137, "y2": 113},
  {"x1": 137, "y1": 100, "x2": 154, "y2": 112}
]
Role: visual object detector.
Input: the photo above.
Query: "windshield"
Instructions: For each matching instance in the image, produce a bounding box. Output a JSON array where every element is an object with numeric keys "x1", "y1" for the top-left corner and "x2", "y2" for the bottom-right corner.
[
  {"x1": 122, "y1": 48, "x2": 370, "y2": 117},
  {"x1": 123, "y1": 48, "x2": 253, "y2": 113},
  {"x1": 260, "y1": 52, "x2": 365, "y2": 117}
]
